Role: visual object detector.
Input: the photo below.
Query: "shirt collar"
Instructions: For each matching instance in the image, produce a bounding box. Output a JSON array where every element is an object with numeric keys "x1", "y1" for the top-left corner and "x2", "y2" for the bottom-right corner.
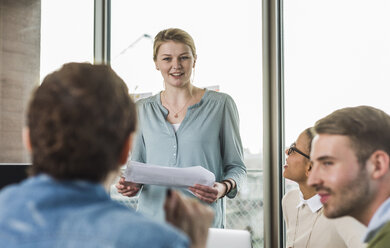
[
  {"x1": 296, "y1": 191, "x2": 323, "y2": 213},
  {"x1": 363, "y1": 197, "x2": 390, "y2": 242}
]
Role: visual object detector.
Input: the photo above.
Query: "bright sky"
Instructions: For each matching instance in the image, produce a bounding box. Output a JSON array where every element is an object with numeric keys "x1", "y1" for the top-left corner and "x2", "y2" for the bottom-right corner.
[
  {"x1": 284, "y1": 0, "x2": 390, "y2": 143},
  {"x1": 40, "y1": 0, "x2": 390, "y2": 154}
]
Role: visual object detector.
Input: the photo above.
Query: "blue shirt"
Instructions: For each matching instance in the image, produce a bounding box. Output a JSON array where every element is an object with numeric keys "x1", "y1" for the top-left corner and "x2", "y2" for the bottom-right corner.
[
  {"x1": 131, "y1": 89, "x2": 247, "y2": 227},
  {"x1": 363, "y1": 197, "x2": 390, "y2": 243},
  {"x1": 0, "y1": 174, "x2": 189, "y2": 248}
]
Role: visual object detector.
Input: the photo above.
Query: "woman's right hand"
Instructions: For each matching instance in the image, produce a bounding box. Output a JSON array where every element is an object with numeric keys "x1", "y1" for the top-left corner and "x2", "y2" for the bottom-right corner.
[{"x1": 115, "y1": 177, "x2": 141, "y2": 197}]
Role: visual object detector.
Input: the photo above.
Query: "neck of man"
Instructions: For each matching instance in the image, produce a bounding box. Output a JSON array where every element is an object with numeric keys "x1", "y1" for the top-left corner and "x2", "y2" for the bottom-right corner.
[{"x1": 355, "y1": 190, "x2": 390, "y2": 226}]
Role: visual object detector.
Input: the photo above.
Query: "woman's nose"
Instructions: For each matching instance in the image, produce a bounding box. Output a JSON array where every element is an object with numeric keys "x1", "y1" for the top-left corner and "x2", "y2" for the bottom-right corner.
[{"x1": 172, "y1": 59, "x2": 181, "y2": 69}]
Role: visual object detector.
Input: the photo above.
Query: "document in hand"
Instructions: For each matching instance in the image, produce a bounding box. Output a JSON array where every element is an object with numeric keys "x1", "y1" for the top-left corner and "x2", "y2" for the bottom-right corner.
[{"x1": 124, "y1": 161, "x2": 215, "y2": 187}]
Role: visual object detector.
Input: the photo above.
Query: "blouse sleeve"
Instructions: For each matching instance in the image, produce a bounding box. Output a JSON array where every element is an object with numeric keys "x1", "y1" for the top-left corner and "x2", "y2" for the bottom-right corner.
[
  {"x1": 220, "y1": 94, "x2": 247, "y2": 198},
  {"x1": 130, "y1": 104, "x2": 146, "y2": 163}
]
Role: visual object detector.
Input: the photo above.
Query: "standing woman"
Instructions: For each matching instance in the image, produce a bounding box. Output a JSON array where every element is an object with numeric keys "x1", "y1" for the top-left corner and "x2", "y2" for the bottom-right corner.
[
  {"x1": 117, "y1": 28, "x2": 246, "y2": 228},
  {"x1": 282, "y1": 128, "x2": 366, "y2": 248}
]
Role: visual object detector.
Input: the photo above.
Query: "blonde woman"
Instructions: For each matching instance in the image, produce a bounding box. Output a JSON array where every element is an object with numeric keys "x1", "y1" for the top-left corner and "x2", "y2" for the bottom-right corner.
[{"x1": 117, "y1": 28, "x2": 246, "y2": 228}]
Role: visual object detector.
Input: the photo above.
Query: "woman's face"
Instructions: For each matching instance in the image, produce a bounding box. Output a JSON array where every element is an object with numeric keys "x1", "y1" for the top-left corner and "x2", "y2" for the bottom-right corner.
[
  {"x1": 283, "y1": 132, "x2": 311, "y2": 183},
  {"x1": 155, "y1": 41, "x2": 196, "y2": 89}
]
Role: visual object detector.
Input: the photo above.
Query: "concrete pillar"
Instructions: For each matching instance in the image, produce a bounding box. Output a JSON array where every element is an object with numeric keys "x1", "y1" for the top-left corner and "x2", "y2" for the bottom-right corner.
[{"x1": 0, "y1": 0, "x2": 40, "y2": 162}]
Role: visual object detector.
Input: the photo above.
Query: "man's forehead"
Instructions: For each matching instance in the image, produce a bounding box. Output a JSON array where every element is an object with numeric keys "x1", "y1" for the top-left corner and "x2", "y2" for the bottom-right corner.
[{"x1": 311, "y1": 134, "x2": 352, "y2": 158}]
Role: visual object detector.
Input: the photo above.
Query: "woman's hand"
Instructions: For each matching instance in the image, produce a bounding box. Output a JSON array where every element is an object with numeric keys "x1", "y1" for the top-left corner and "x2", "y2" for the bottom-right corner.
[
  {"x1": 115, "y1": 177, "x2": 141, "y2": 197},
  {"x1": 188, "y1": 182, "x2": 227, "y2": 204}
]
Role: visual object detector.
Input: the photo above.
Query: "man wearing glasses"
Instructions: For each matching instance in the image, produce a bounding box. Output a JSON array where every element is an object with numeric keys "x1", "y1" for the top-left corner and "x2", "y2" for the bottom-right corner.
[{"x1": 308, "y1": 106, "x2": 390, "y2": 248}]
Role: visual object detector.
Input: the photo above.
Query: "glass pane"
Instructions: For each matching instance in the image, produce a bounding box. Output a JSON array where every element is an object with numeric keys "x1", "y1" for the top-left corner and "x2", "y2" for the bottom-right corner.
[
  {"x1": 284, "y1": 0, "x2": 390, "y2": 145},
  {"x1": 0, "y1": 1, "x2": 41, "y2": 163},
  {"x1": 0, "y1": 1, "x2": 93, "y2": 164},
  {"x1": 111, "y1": 0, "x2": 263, "y2": 247},
  {"x1": 284, "y1": 0, "x2": 390, "y2": 243},
  {"x1": 40, "y1": 0, "x2": 94, "y2": 79}
]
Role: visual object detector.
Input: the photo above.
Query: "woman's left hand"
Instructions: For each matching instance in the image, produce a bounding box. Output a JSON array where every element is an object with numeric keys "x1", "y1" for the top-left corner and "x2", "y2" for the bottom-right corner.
[{"x1": 188, "y1": 182, "x2": 226, "y2": 204}]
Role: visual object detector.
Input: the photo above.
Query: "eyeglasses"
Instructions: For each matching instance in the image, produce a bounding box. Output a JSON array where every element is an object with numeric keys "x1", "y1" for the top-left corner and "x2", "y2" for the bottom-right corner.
[{"x1": 287, "y1": 143, "x2": 310, "y2": 159}]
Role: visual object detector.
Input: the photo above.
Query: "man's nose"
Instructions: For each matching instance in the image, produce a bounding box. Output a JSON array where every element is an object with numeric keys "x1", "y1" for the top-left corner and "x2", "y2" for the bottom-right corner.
[{"x1": 307, "y1": 164, "x2": 320, "y2": 187}]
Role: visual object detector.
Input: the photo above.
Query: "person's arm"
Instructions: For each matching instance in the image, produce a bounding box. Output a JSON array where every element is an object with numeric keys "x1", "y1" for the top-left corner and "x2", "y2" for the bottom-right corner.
[
  {"x1": 164, "y1": 190, "x2": 214, "y2": 248},
  {"x1": 188, "y1": 95, "x2": 245, "y2": 203},
  {"x1": 219, "y1": 94, "x2": 246, "y2": 198},
  {"x1": 116, "y1": 112, "x2": 145, "y2": 197}
]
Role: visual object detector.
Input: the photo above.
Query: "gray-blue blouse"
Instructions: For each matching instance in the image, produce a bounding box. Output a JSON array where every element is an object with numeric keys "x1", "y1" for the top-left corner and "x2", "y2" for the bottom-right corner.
[{"x1": 131, "y1": 89, "x2": 247, "y2": 228}]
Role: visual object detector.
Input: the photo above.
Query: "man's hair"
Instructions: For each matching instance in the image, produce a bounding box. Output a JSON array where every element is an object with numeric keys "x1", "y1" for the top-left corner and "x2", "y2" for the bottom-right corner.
[
  {"x1": 314, "y1": 106, "x2": 390, "y2": 166},
  {"x1": 27, "y1": 63, "x2": 136, "y2": 182}
]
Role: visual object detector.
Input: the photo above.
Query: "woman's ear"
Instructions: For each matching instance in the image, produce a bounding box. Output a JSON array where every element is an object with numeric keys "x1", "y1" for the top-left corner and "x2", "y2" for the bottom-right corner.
[
  {"x1": 305, "y1": 162, "x2": 313, "y2": 177},
  {"x1": 22, "y1": 127, "x2": 32, "y2": 153},
  {"x1": 193, "y1": 56, "x2": 197, "y2": 68},
  {"x1": 119, "y1": 133, "x2": 135, "y2": 165}
]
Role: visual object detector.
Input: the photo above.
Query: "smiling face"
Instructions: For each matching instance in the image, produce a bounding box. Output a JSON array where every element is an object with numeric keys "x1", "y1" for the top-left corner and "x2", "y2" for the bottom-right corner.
[
  {"x1": 307, "y1": 134, "x2": 372, "y2": 220},
  {"x1": 154, "y1": 41, "x2": 196, "y2": 89}
]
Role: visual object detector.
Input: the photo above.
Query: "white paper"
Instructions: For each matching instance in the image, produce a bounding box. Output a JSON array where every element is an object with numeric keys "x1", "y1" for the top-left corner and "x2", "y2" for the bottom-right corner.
[{"x1": 124, "y1": 161, "x2": 215, "y2": 187}]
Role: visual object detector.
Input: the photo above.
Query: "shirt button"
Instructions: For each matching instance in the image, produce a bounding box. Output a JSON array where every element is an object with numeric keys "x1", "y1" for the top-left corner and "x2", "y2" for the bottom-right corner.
[{"x1": 173, "y1": 153, "x2": 176, "y2": 156}]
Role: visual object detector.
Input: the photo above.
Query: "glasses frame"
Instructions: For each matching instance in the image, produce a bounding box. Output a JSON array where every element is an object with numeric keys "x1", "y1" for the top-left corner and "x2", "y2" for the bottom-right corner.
[{"x1": 287, "y1": 143, "x2": 310, "y2": 159}]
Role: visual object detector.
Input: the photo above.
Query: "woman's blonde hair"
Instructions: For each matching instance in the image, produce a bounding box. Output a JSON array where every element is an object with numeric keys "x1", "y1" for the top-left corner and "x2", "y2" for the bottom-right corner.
[{"x1": 153, "y1": 28, "x2": 197, "y2": 61}]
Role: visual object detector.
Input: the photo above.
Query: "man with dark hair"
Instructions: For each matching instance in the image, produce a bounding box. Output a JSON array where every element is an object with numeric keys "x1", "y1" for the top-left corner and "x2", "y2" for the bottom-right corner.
[
  {"x1": 0, "y1": 63, "x2": 213, "y2": 248},
  {"x1": 308, "y1": 106, "x2": 390, "y2": 248}
]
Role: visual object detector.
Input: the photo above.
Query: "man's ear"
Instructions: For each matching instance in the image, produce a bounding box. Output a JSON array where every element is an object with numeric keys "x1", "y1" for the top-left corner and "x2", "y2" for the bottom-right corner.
[
  {"x1": 367, "y1": 150, "x2": 390, "y2": 179},
  {"x1": 119, "y1": 133, "x2": 135, "y2": 165},
  {"x1": 22, "y1": 127, "x2": 32, "y2": 153}
]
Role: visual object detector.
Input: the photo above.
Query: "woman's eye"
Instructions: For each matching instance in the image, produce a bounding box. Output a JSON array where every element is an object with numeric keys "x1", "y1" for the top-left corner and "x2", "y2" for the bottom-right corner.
[
  {"x1": 180, "y1": 56, "x2": 189, "y2": 60},
  {"x1": 162, "y1": 57, "x2": 171, "y2": 61}
]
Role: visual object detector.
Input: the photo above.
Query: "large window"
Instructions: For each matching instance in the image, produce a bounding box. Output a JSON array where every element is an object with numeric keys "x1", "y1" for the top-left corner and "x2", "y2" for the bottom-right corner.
[
  {"x1": 40, "y1": 0, "x2": 94, "y2": 79},
  {"x1": 0, "y1": 0, "x2": 93, "y2": 164},
  {"x1": 284, "y1": 0, "x2": 390, "y2": 145},
  {"x1": 109, "y1": 0, "x2": 264, "y2": 247},
  {"x1": 283, "y1": 0, "x2": 390, "y2": 242}
]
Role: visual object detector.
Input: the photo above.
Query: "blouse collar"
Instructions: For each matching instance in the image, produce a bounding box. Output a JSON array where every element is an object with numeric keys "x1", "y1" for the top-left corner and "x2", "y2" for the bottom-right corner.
[{"x1": 296, "y1": 190, "x2": 323, "y2": 213}]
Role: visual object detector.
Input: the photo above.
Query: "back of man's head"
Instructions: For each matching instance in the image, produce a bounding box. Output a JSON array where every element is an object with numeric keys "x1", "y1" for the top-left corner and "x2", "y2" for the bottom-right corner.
[
  {"x1": 27, "y1": 63, "x2": 136, "y2": 182},
  {"x1": 314, "y1": 105, "x2": 390, "y2": 166}
]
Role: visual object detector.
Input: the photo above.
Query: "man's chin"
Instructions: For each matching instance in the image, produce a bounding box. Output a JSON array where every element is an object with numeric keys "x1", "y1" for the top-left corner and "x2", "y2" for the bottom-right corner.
[{"x1": 323, "y1": 205, "x2": 346, "y2": 219}]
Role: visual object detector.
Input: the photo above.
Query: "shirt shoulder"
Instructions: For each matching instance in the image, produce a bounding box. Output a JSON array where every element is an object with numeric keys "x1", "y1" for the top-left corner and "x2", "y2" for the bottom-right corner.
[
  {"x1": 282, "y1": 188, "x2": 300, "y2": 206},
  {"x1": 329, "y1": 216, "x2": 366, "y2": 247},
  {"x1": 86, "y1": 201, "x2": 189, "y2": 247},
  {"x1": 136, "y1": 94, "x2": 159, "y2": 107},
  {"x1": 204, "y1": 90, "x2": 234, "y2": 103},
  {"x1": 368, "y1": 221, "x2": 390, "y2": 248}
]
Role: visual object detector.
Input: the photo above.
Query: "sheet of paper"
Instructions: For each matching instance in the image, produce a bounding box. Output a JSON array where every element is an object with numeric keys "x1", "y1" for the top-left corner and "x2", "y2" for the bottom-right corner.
[{"x1": 124, "y1": 161, "x2": 215, "y2": 187}]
